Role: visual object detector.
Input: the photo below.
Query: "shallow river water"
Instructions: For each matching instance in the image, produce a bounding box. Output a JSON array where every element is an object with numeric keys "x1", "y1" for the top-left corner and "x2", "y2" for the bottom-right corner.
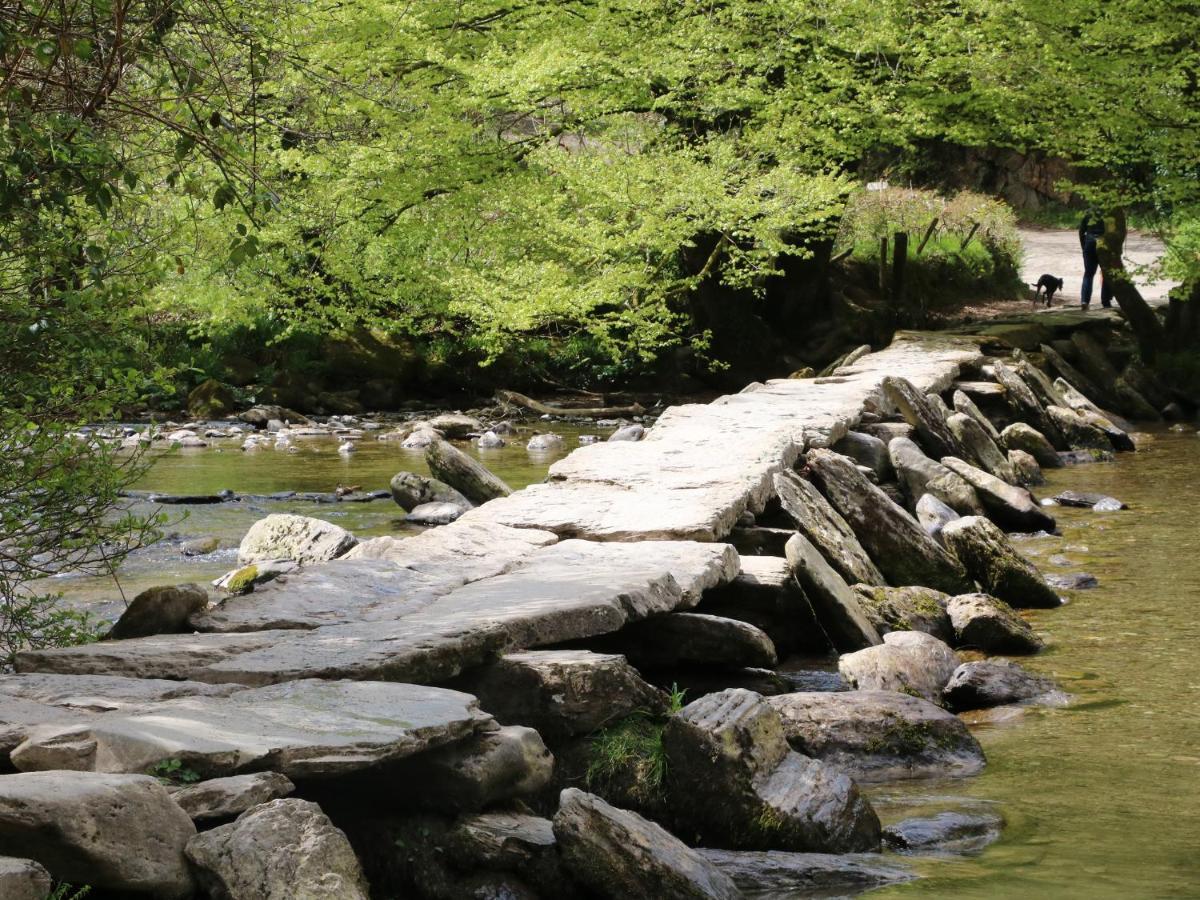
[
  {"x1": 874, "y1": 428, "x2": 1200, "y2": 899},
  {"x1": 50, "y1": 424, "x2": 1200, "y2": 897}
]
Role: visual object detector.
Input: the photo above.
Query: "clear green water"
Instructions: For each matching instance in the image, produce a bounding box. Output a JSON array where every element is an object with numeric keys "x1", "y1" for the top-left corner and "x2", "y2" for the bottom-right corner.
[
  {"x1": 873, "y1": 429, "x2": 1200, "y2": 898},
  {"x1": 50, "y1": 425, "x2": 587, "y2": 615}
]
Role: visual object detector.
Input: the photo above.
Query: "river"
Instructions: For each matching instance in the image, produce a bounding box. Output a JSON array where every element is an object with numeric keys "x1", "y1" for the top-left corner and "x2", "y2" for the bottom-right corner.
[{"x1": 873, "y1": 427, "x2": 1200, "y2": 898}]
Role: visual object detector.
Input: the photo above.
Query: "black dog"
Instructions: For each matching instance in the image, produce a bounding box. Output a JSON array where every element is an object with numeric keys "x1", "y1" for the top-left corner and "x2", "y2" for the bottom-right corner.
[{"x1": 1032, "y1": 274, "x2": 1064, "y2": 307}]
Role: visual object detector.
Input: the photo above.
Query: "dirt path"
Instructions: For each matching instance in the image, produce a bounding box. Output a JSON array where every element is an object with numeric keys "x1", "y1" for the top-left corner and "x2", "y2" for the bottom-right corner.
[{"x1": 1018, "y1": 227, "x2": 1176, "y2": 308}]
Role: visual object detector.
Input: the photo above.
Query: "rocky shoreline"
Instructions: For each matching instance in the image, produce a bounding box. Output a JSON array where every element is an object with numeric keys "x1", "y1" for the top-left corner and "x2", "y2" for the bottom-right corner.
[{"x1": 0, "y1": 315, "x2": 1175, "y2": 899}]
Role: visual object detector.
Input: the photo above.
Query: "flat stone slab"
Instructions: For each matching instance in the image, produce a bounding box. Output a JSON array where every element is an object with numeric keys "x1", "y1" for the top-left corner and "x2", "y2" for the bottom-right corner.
[
  {"x1": 194, "y1": 521, "x2": 558, "y2": 632},
  {"x1": 465, "y1": 334, "x2": 981, "y2": 541},
  {"x1": 698, "y1": 849, "x2": 914, "y2": 897},
  {"x1": 9, "y1": 680, "x2": 493, "y2": 779}
]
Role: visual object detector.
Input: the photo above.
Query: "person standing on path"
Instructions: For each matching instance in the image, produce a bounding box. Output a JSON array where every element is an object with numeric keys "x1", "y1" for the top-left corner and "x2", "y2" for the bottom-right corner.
[{"x1": 1079, "y1": 210, "x2": 1114, "y2": 309}]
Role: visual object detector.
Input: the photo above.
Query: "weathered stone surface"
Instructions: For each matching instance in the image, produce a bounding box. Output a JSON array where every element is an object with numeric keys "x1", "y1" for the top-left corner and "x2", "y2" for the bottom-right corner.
[
  {"x1": 697, "y1": 848, "x2": 914, "y2": 898},
  {"x1": 397, "y1": 725, "x2": 554, "y2": 811},
  {"x1": 785, "y1": 534, "x2": 881, "y2": 652},
  {"x1": 993, "y1": 359, "x2": 1064, "y2": 448},
  {"x1": 553, "y1": 789, "x2": 740, "y2": 900},
  {"x1": 1046, "y1": 405, "x2": 1112, "y2": 451},
  {"x1": 946, "y1": 592, "x2": 1043, "y2": 654},
  {"x1": 185, "y1": 798, "x2": 368, "y2": 900},
  {"x1": 405, "y1": 501, "x2": 468, "y2": 525},
  {"x1": 768, "y1": 690, "x2": 985, "y2": 781},
  {"x1": 465, "y1": 335, "x2": 981, "y2": 541},
  {"x1": 238, "y1": 514, "x2": 357, "y2": 566},
  {"x1": 832, "y1": 431, "x2": 893, "y2": 482},
  {"x1": 806, "y1": 449, "x2": 971, "y2": 594},
  {"x1": 1070, "y1": 330, "x2": 1120, "y2": 387},
  {"x1": 527, "y1": 432, "x2": 565, "y2": 452},
  {"x1": 455, "y1": 650, "x2": 667, "y2": 740},
  {"x1": 915, "y1": 493, "x2": 959, "y2": 544},
  {"x1": 881, "y1": 376, "x2": 965, "y2": 459},
  {"x1": 837, "y1": 632, "x2": 959, "y2": 703},
  {"x1": 426, "y1": 439, "x2": 513, "y2": 504},
  {"x1": 1041, "y1": 344, "x2": 1107, "y2": 404},
  {"x1": 940, "y1": 516, "x2": 1061, "y2": 609},
  {"x1": 850, "y1": 585, "x2": 953, "y2": 643},
  {"x1": 389, "y1": 470, "x2": 470, "y2": 512},
  {"x1": 608, "y1": 423, "x2": 646, "y2": 442},
  {"x1": 663, "y1": 689, "x2": 881, "y2": 853},
  {"x1": 1045, "y1": 572, "x2": 1099, "y2": 590},
  {"x1": 1059, "y1": 448, "x2": 1116, "y2": 465},
  {"x1": 952, "y1": 389, "x2": 1003, "y2": 443},
  {"x1": 11, "y1": 680, "x2": 491, "y2": 779},
  {"x1": 943, "y1": 660, "x2": 1065, "y2": 711},
  {"x1": 428, "y1": 412, "x2": 483, "y2": 439},
  {"x1": 1053, "y1": 377, "x2": 1136, "y2": 433},
  {"x1": 1013, "y1": 353, "x2": 1066, "y2": 409},
  {"x1": 107, "y1": 583, "x2": 209, "y2": 640},
  {"x1": 859, "y1": 421, "x2": 915, "y2": 444},
  {"x1": 774, "y1": 471, "x2": 885, "y2": 586},
  {"x1": 888, "y1": 437, "x2": 984, "y2": 515},
  {"x1": 1075, "y1": 407, "x2": 1136, "y2": 451},
  {"x1": 884, "y1": 809, "x2": 1003, "y2": 854},
  {"x1": 0, "y1": 672, "x2": 240, "y2": 710},
  {"x1": 599, "y1": 612, "x2": 778, "y2": 670},
  {"x1": 0, "y1": 856, "x2": 51, "y2": 900},
  {"x1": 0, "y1": 771, "x2": 196, "y2": 898},
  {"x1": 940, "y1": 456, "x2": 1056, "y2": 533},
  {"x1": 1008, "y1": 449, "x2": 1044, "y2": 486},
  {"x1": 947, "y1": 412, "x2": 1016, "y2": 483},
  {"x1": 170, "y1": 772, "x2": 295, "y2": 821},
  {"x1": 1001, "y1": 422, "x2": 1062, "y2": 469},
  {"x1": 448, "y1": 810, "x2": 558, "y2": 873}
]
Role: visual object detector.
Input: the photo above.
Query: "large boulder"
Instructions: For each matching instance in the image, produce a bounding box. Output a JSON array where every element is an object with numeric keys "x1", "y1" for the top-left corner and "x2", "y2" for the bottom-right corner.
[
  {"x1": 237, "y1": 514, "x2": 357, "y2": 566},
  {"x1": 774, "y1": 471, "x2": 885, "y2": 586},
  {"x1": 946, "y1": 592, "x2": 1043, "y2": 654},
  {"x1": 428, "y1": 412, "x2": 484, "y2": 439},
  {"x1": 888, "y1": 437, "x2": 984, "y2": 516},
  {"x1": 427, "y1": 439, "x2": 513, "y2": 504},
  {"x1": 881, "y1": 377, "x2": 965, "y2": 459},
  {"x1": 185, "y1": 798, "x2": 369, "y2": 900},
  {"x1": 943, "y1": 660, "x2": 1065, "y2": 711},
  {"x1": 171, "y1": 772, "x2": 296, "y2": 822},
  {"x1": 598, "y1": 613, "x2": 778, "y2": 670},
  {"x1": 785, "y1": 534, "x2": 881, "y2": 652},
  {"x1": 1046, "y1": 405, "x2": 1112, "y2": 451},
  {"x1": 553, "y1": 789, "x2": 740, "y2": 900},
  {"x1": 831, "y1": 431, "x2": 893, "y2": 482},
  {"x1": 1001, "y1": 422, "x2": 1062, "y2": 469},
  {"x1": 940, "y1": 456, "x2": 1056, "y2": 533},
  {"x1": 850, "y1": 585, "x2": 953, "y2": 643},
  {"x1": 454, "y1": 650, "x2": 667, "y2": 741},
  {"x1": 187, "y1": 378, "x2": 237, "y2": 418},
  {"x1": 946, "y1": 412, "x2": 1016, "y2": 483},
  {"x1": 1008, "y1": 449, "x2": 1044, "y2": 486},
  {"x1": 0, "y1": 857, "x2": 52, "y2": 900},
  {"x1": 389, "y1": 471, "x2": 471, "y2": 512},
  {"x1": 837, "y1": 632, "x2": 959, "y2": 703},
  {"x1": 662, "y1": 689, "x2": 881, "y2": 852},
  {"x1": 0, "y1": 771, "x2": 196, "y2": 898},
  {"x1": 805, "y1": 449, "x2": 970, "y2": 594},
  {"x1": 768, "y1": 690, "x2": 985, "y2": 781},
  {"x1": 940, "y1": 516, "x2": 1061, "y2": 609},
  {"x1": 1041, "y1": 343, "x2": 1107, "y2": 404},
  {"x1": 107, "y1": 583, "x2": 209, "y2": 640}
]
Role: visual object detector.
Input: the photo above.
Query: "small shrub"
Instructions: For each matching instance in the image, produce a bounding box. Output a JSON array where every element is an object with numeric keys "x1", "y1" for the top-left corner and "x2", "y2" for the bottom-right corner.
[{"x1": 149, "y1": 758, "x2": 202, "y2": 785}]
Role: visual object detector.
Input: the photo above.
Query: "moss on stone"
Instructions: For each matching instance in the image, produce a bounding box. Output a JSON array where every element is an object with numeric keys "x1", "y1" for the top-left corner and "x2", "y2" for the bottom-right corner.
[{"x1": 224, "y1": 565, "x2": 259, "y2": 595}]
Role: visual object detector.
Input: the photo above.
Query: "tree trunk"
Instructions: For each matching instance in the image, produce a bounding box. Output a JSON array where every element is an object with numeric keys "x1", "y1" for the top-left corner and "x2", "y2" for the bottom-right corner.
[{"x1": 1096, "y1": 207, "x2": 1165, "y2": 361}]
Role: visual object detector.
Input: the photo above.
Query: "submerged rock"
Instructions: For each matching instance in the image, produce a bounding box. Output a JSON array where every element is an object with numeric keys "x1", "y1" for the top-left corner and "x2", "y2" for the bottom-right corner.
[
  {"x1": 768, "y1": 690, "x2": 985, "y2": 781},
  {"x1": 663, "y1": 689, "x2": 881, "y2": 852},
  {"x1": 428, "y1": 412, "x2": 483, "y2": 439},
  {"x1": 850, "y1": 584, "x2": 953, "y2": 643},
  {"x1": 553, "y1": 788, "x2": 740, "y2": 900},
  {"x1": 526, "y1": 433, "x2": 565, "y2": 452},
  {"x1": 697, "y1": 848, "x2": 914, "y2": 898},
  {"x1": 940, "y1": 516, "x2": 1061, "y2": 609},
  {"x1": 237, "y1": 513, "x2": 357, "y2": 566},
  {"x1": 837, "y1": 632, "x2": 960, "y2": 704},
  {"x1": 0, "y1": 771, "x2": 196, "y2": 898},
  {"x1": 1045, "y1": 572, "x2": 1099, "y2": 590},
  {"x1": 884, "y1": 809, "x2": 1004, "y2": 855},
  {"x1": 185, "y1": 798, "x2": 368, "y2": 900},
  {"x1": 946, "y1": 592, "x2": 1043, "y2": 654},
  {"x1": 943, "y1": 660, "x2": 1066, "y2": 711},
  {"x1": 1054, "y1": 490, "x2": 1127, "y2": 510}
]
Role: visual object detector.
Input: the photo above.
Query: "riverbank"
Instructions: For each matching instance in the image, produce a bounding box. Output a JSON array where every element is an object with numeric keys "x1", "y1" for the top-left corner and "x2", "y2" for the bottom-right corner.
[{"x1": 0, "y1": 317, "x2": 1194, "y2": 899}]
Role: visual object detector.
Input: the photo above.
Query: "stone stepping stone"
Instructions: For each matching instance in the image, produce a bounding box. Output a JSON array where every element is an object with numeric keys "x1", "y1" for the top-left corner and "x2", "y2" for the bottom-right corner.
[{"x1": 9, "y1": 679, "x2": 492, "y2": 779}]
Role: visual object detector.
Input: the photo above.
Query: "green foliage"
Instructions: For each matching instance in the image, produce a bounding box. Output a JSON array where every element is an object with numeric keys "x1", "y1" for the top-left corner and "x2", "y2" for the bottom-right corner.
[
  {"x1": 48, "y1": 884, "x2": 92, "y2": 900},
  {"x1": 149, "y1": 758, "x2": 202, "y2": 785},
  {"x1": 585, "y1": 686, "x2": 685, "y2": 807}
]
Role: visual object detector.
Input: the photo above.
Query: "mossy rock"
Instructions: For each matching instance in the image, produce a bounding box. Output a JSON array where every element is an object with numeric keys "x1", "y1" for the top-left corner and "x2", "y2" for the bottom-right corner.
[
  {"x1": 851, "y1": 585, "x2": 953, "y2": 643},
  {"x1": 187, "y1": 378, "x2": 237, "y2": 418}
]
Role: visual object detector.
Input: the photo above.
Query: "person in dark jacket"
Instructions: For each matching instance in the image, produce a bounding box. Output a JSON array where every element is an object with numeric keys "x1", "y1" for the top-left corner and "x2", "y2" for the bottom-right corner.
[{"x1": 1079, "y1": 210, "x2": 1114, "y2": 309}]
